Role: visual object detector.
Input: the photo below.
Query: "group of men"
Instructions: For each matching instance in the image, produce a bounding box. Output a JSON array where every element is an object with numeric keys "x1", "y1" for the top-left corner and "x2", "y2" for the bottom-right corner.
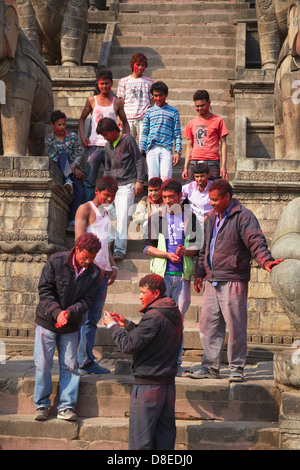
[{"x1": 34, "y1": 52, "x2": 284, "y2": 450}]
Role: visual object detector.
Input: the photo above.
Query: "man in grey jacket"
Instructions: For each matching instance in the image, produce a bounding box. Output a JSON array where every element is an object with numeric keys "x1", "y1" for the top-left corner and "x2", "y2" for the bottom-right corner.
[
  {"x1": 190, "y1": 179, "x2": 283, "y2": 382},
  {"x1": 97, "y1": 117, "x2": 145, "y2": 260}
]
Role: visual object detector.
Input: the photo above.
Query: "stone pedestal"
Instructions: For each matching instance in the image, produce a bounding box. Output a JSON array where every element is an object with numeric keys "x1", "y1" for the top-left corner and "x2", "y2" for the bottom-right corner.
[
  {"x1": 274, "y1": 348, "x2": 300, "y2": 449},
  {"x1": 0, "y1": 156, "x2": 71, "y2": 337}
]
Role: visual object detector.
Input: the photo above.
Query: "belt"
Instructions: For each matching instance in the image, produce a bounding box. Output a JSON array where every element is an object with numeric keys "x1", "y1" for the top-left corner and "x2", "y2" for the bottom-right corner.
[{"x1": 192, "y1": 160, "x2": 219, "y2": 165}]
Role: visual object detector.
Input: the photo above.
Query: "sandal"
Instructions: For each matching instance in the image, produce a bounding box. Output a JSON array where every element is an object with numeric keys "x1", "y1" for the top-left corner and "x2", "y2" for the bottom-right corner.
[{"x1": 113, "y1": 251, "x2": 125, "y2": 260}]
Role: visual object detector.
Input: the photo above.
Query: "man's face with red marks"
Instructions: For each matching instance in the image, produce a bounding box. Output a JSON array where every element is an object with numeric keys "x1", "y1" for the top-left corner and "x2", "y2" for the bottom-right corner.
[
  {"x1": 194, "y1": 99, "x2": 210, "y2": 116},
  {"x1": 133, "y1": 61, "x2": 146, "y2": 77}
]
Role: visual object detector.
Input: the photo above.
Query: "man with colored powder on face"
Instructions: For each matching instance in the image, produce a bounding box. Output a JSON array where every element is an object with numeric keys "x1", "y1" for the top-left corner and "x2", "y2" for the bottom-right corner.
[
  {"x1": 117, "y1": 52, "x2": 154, "y2": 146},
  {"x1": 79, "y1": 69, "x2": 130, "y2": 202},
  {"x1": 139, "y1": 81, "x2": 182, "y2": 181},
  {"x1": 182, "y1": 89, "x2": 228, "y2": 182},
  {"x1": 33, "y1": 233, "x2": 101, "y2": 422},
  {"x1": 103, "y1": 274, "x2": 182, "y2": 450},
  {"x1": 142, "y1": 178, "x2": 202, "y2": 375},
  {"x1": 75, "y1": 176, "x2": 119, "y2": 375},
  {"x1": 189, "y1": 179, "x2": 284, "y2": 383},
  {"x1": 130, "y1": 177, "x2": 163, "y2": 237}
]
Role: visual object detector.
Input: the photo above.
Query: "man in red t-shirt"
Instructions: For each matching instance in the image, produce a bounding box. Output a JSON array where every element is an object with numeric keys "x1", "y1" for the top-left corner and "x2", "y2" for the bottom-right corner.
[{"x1": 182, "y1": 90, "x2": 228, "y2": 182}]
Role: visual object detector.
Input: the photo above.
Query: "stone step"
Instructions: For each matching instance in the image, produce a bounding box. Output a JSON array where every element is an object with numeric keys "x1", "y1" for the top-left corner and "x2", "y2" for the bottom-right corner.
[
  {"x1": 117, "y1": 12, "x2": 245, "y2": 25},
  {"x1": 115, "y1": 23, "x2": 236, "y2": 36},
  {"x1": 0, "y1": 414, "x2": 279, "y2": 450},
  {"x1": 113, "y1": 35, "x2": 236, "y2": 48},
  {"x1": 109, "y1": 65, "x2": 236, "y2": 81},
  {"x1": 0, "y1": 359, "x2": 280, "y2": 423},
  {"x1": 111, "y1": 44, "x2": 237, "y2": 57},
  {"x1": 109, "y1": 55, "x2": 236, "y2": 69},
  {"x1": 119, "y1": 2, "x2": 250, "y2": 13}
]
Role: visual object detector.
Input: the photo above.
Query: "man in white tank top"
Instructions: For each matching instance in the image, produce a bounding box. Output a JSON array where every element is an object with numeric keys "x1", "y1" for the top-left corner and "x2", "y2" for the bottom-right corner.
[
  {"x1": 75, "y1": 176, "x2": 119, "y2": 374},
  {"x1": 79, "y1": 69, "x2": 130, "y2": 202}
]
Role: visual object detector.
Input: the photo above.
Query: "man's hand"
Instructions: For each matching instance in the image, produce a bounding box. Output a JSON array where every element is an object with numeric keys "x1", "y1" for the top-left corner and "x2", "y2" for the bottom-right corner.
[
  {"x1": 181, "y1": 168, "x2": 188, "y2": 180},
  {"x1": 176, "y1": 244, "x2": 185, "y2": 257},
  {"x1": 264, "y1": 259, "x2": 284, "y2": 273},
  {"x1": 55, "y1": 310, "x2": 70, "y2": 328},
  {"x1": 220, "y1": 166, "x2": 228, "y2": 180},
  {"x1": 107, "y1": 268, "x2": 118, "y2": 286},
  {"x1": 135, "y1": 182, "x2": 144, "y2": 196},
  {"x1": 103, "y1": 311, "x2": 129, "y2": 328},
  {"x1": 173, "y1": 153, "x2": 181, "y2": 166},
  {"x1": 167, "y1": 252, "x2": 181, "y2": 263},
  {"x1": 194, "y1": 277, "x2": 203, "y2": 293},
  {"x1": 80, "y1": 135, "x2": 90, "y2": 148},
  {"x1": 74, "y1": 168, "x2": 85, "y2": 179}
]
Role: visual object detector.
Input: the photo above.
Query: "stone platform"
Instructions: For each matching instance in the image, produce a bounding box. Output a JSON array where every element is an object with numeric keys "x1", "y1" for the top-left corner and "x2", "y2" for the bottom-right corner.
[{"x1": 0, "y1": 353, "x2": 280, "y2": 450}]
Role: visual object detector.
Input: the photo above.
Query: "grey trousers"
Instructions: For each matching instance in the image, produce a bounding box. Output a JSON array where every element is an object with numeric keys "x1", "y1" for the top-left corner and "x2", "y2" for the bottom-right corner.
[
  {"x1": 199, "y1": 280, "x2": 248, "y2": 372},
  {"x1": 129, "y1": 383, "x2": 176, "y2": 450}
]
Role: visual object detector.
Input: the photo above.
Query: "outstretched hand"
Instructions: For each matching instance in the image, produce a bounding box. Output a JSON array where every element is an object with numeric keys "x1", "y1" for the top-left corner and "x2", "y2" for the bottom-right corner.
[{"x1": 264, "y1": 259, "x2": 284, "y2": 273}]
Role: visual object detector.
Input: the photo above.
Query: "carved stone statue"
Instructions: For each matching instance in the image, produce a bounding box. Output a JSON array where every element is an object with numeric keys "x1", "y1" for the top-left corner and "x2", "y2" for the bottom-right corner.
[
  {"x1": 256, "y1": 0, "x2": 292, "y2": 70},
  {"x1": 256, "y1": 0, "x2": 300, "y2": 159},
  {"x1": 16, "y1": 0, "x2": 90, "y2": 66},
  {"x1": 270, "y1": 197, "x2": 300, "y2": 329},
  {"x1": 0, "y1": 0, "x2": 53, "y2": 156}
]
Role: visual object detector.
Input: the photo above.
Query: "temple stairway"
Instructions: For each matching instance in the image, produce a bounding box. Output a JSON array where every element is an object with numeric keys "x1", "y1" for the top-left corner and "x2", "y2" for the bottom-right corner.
[
  {"x1": 108, "y1": 0, "x2": 256, "y2": 178},
  {"x1": 0, "y1": 0, "x2": 283, "y2": 450}
]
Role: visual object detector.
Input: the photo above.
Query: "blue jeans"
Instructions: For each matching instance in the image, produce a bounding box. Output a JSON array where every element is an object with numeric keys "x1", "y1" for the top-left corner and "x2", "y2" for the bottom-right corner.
[
  {"x1": 55, "y1": 151, "x2": 84, "y2": 222},
  {"x1": 34, "y1": 325, "x2": 80, "y2": 412},
  {"x1": 164, "y1": 273, "x2": 191, "y2": 365},
  {"x1": 78, "y1": 275, "x2": 108, "y2": 370},
  {"x1": 84, "y1": 145, "x2": 105, "y2": 201}
]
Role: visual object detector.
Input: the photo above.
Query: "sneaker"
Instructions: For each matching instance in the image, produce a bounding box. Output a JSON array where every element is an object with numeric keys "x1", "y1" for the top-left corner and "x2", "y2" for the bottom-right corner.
[
  {"x1": 64, "y1": 178, "x2": 73, "y2": 194},
  {"x1": 78, "y1": 363, "x2": 110, "y2": 375},
  {"x1": 57, "y1": 409, "x2": 78, "y2": 421},
  {"x1": 34, "y1": 407, "x2": 49, "y2": 421},
  {"x1": 185, "y1": 367, "x2": 219, "y2": 379}
]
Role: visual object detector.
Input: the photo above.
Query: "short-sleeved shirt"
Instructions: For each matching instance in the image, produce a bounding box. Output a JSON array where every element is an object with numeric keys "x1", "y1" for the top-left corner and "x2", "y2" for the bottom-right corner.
[
  {"x1": 117, "y1": 75, "x2": 154, "y2": 120},
  {"x1": 184, "y1": 114, "x2": 228, "y2": 161}
]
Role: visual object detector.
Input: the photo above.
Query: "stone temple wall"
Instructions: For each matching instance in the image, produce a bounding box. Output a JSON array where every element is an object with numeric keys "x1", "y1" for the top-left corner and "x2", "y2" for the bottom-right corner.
[{"x1": 0, "y1": 156, "x2": 70, "y2": 338}]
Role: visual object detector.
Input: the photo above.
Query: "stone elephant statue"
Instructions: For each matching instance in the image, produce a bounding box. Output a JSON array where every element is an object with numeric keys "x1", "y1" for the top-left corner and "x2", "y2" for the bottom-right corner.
[
  {"x1": 270, "y1": 197, "x2": 300, "y2": 330},
  {"x1": 274, "y1": 2, "x2": 300, "y2": 159},
  {"x1": 16, "y1": 0, "x2": 90, "y2": 66},
  {"x1": 0, "y1": 0, "x2": 53, "y2": 156},
  {"x1": 256, "y1": 0, "x2": 292, "y2": 70}
]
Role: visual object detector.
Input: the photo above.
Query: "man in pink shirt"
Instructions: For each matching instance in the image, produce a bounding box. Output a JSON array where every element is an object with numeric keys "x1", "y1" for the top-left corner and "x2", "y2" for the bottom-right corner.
[{"x1": 182, "y1": 90, "x2": 228, "y2": 182}]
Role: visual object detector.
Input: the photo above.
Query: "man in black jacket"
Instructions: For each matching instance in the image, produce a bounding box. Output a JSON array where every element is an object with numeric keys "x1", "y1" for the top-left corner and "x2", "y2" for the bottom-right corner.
[
  {"x1": 103, "y1": 274, "x2": 182, "y2": 450},
  {"x1": 34, "y1": 233, "x2": 101, "y2": 422}
]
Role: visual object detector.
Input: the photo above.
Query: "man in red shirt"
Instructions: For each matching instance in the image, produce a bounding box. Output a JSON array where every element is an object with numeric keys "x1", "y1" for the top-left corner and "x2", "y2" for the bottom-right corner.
[{"x1": 182, "y1": 90, "x2": 228, "y2": 182}]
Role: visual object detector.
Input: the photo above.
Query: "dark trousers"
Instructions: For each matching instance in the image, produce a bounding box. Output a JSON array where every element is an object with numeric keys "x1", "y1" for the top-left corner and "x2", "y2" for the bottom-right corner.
[
  {"x1": 55, "y1": 151, "x2": 84, "y2": 222},
  {"x1": 129, "y1": 383, "x2": 176, "y2": 450}
]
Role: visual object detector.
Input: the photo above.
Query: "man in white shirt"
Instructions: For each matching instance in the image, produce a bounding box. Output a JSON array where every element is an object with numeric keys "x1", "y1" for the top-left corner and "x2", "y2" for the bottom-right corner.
[
  {"x1": 117, "y1": 52, "x2": 153, "y2": 145},
  {"x1": 181, "y1": 163, "x2": 213, "y2": 227}
]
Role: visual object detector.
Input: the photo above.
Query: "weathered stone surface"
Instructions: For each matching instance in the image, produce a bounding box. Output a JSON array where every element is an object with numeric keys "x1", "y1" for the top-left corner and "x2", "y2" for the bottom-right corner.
[{"x1": 274, "y1": 348, "x2": 300, "y2": 388}]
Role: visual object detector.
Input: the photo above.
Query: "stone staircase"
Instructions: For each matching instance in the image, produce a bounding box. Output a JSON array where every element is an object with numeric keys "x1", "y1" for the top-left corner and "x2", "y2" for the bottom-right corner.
[
  {"x1": 0, "y1": 355, "x2": 281, "y2": 449},
  {"x1": 108, "y1": 0, "x2": 254, "y2": 178}
]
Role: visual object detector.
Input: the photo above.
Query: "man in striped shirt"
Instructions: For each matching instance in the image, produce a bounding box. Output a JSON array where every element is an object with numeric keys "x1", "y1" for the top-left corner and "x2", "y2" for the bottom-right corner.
[
  {"x1": 117, "y1": 52, "x2": 153, "y2": 146},
  {"x1": 139, "y1": 81, "x2": 182, "y2": 181}
]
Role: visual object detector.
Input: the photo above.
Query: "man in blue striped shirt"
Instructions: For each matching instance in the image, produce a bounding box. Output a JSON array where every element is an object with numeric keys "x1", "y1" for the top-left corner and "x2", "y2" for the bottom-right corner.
[{"x1": 139, "y1": 81, "x2": 182, "y2": 181}]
